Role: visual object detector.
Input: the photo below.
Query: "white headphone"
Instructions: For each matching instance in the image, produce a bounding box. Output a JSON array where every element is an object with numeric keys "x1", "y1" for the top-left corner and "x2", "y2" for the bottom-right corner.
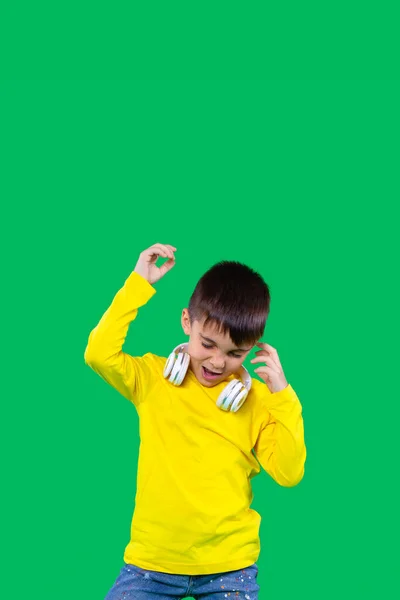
[{"x1": 163, "y1": 342, "x2": 252, "y2": 412}]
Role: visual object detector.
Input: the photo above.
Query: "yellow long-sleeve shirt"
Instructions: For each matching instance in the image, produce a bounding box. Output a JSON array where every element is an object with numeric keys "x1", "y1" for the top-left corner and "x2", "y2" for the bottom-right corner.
[{"x1": 84, "y1": 271, "x2": 306, "y2": 575}]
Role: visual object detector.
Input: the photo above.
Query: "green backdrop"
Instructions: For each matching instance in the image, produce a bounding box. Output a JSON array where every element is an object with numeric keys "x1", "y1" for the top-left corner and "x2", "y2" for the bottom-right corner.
[{"x1": 1, "y1": 78, "x2": 398, "y2": 600}]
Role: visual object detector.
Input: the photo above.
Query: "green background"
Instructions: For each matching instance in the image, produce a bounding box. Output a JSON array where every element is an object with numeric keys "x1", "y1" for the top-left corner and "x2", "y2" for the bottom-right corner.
[{"x1": 1, "y1": 78, "x2": 399, "y2": 598}]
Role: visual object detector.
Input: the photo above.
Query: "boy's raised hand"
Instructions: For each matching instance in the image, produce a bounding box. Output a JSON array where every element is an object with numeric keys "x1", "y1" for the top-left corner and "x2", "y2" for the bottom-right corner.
[
  {"x1": 250, "y1": 342, "x2": 289, "y2": 393},
  {"x1": 134, "y1": 243, "x2": 177, "y2": 285}
]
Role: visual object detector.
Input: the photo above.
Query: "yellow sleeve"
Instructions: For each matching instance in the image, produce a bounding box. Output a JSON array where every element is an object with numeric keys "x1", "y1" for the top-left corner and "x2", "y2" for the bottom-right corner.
[
  {"x1": 253, "y1": 384, "x2": 307, "y2": 487},
  {"x1": 84, "y1": 271, "x2": 157, "y2": 407}
]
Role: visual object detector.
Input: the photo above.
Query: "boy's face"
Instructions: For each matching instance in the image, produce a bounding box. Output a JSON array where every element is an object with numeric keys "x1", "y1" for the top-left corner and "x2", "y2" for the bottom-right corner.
[{"x1": 181, "y1": 308, "x2": 255, "y2": 387}]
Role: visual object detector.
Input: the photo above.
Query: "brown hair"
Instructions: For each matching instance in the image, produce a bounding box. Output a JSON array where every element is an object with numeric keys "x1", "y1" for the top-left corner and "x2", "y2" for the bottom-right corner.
[{"x1": 188, "y1": 261, "x2": 270, "y2": 346}]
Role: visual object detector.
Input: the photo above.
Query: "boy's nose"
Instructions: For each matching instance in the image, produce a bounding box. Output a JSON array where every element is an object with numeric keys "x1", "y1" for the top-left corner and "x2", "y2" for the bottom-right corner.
[{"x1": 210, "y1": 354, "x2": 225, "y2": 370}]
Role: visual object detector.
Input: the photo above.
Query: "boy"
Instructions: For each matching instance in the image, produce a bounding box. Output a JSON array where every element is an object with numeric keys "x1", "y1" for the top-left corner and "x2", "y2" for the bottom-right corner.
[{"x1": 84, "y1": 242, "x2": 306, "y2": 600}]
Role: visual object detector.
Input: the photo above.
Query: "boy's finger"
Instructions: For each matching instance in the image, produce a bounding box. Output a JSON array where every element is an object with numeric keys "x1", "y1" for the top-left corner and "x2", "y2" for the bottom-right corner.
[
  {"x1": 149, "y1": 247, "x2": 168, "y2": 258},
  {"x1": 159, "y1": 259, "x2": 176, "y2": 276},
  {"x1": 256, "y1": 341, "x2": 278, "y2": 354},
  {"x1": 251, "y1": 356, "x2": 280, "y2": 371},
  {"x1": 256, "y1": 342, "x2": 282, "y2": 367},
  {"x1": 161, "y1": 244, "x2": 176, "y2": 259},
  {"x1": 151, "y1": 244, "x2": 174, "y2": 259},
  {"x1": 256, "y1": 342, "x2": 273, "y2": 351}
]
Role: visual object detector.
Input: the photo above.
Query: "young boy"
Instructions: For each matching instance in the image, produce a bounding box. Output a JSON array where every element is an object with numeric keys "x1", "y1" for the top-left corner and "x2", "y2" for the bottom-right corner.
[{"x1": 84, "y1": 242, "x2": 306, "y2": 600}]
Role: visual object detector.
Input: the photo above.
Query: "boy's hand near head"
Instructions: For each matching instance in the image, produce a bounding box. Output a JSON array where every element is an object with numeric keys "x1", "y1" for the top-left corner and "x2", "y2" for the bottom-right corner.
[
  {"x1": 134, "y1": 243, "x2": 177, "y2": 285},
  {"x1": 250, "y1": 342, "x2": 289, "y2": 393}
]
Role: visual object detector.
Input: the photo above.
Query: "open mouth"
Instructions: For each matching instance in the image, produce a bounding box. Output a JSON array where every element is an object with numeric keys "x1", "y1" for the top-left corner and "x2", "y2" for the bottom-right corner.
[{"x1": 202, "y1": 366, "x2": 223, "y2": 380}]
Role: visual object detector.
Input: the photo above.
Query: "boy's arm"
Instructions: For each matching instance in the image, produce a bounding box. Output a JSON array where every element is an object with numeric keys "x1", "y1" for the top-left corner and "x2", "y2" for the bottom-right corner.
[
  {"x1": 84, "y1": 271, "x2": 157, "y2": 406},
  {"x1": 84, "y1": 243, "x2": 176, "y2": 406},
  {"x1": 253, "y1": 384, "x2": 306, "y2": 487}
]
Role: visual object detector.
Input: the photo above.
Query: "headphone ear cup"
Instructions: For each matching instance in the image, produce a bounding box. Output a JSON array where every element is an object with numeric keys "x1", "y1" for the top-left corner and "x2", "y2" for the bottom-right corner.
[
  {"x1": 216, "y1": 379, "x2": 248, "y2": 412},
  {"x1": 230, "y1": 387, "x2": 248, "y2": 412},
  {"x1": 163, "y1": 351, "x2": 177, "y2": 379},
  {"x1": 164, "y1": 350, "x2": 190, "y2": 386}
]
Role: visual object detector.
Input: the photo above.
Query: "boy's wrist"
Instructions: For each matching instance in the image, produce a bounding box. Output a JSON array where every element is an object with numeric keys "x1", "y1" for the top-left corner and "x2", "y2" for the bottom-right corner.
[
  {"x1": 134, "y1": 267, "x2": 151, "y2": 283},
  {"x1": 125, "y1": 271, "x2": 157, "y2": 301}
]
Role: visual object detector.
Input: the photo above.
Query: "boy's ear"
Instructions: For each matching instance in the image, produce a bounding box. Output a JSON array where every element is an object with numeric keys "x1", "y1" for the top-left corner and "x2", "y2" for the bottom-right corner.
[{"x1": 181, "y1": 308, "x2": 191, "y2": 335}]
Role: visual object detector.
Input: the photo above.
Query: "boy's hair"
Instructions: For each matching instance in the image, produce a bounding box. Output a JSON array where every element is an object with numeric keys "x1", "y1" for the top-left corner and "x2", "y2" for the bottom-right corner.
[{"x1": 188, "y1": 261, "x2": 271, "y2": 347}]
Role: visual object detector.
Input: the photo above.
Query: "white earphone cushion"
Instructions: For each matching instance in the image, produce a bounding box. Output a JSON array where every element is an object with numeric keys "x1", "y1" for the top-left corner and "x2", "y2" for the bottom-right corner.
[
  {"x1": 168, "y1": 350, "x2": 190, "y2": 386},
  {"x1": 230, "y1": 387, "x2": 248, "y2": 412},
  {"x1": 163, "y1": 352, "x2": 176, "y2": 378},
  {"x1": 216, "y1": 379, "x2": 248, "y2": 411}
]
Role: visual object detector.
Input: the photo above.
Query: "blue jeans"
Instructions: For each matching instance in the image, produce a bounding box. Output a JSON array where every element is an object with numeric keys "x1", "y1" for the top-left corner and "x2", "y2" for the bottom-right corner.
[{"x1": 104, "y1": 562, "x2": 259, "y2": 599}]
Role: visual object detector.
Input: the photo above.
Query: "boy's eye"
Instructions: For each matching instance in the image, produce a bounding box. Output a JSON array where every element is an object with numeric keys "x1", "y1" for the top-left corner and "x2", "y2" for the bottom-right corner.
[{"x1": 201, "y1": 342, "x2": 242, "y2": 359}]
